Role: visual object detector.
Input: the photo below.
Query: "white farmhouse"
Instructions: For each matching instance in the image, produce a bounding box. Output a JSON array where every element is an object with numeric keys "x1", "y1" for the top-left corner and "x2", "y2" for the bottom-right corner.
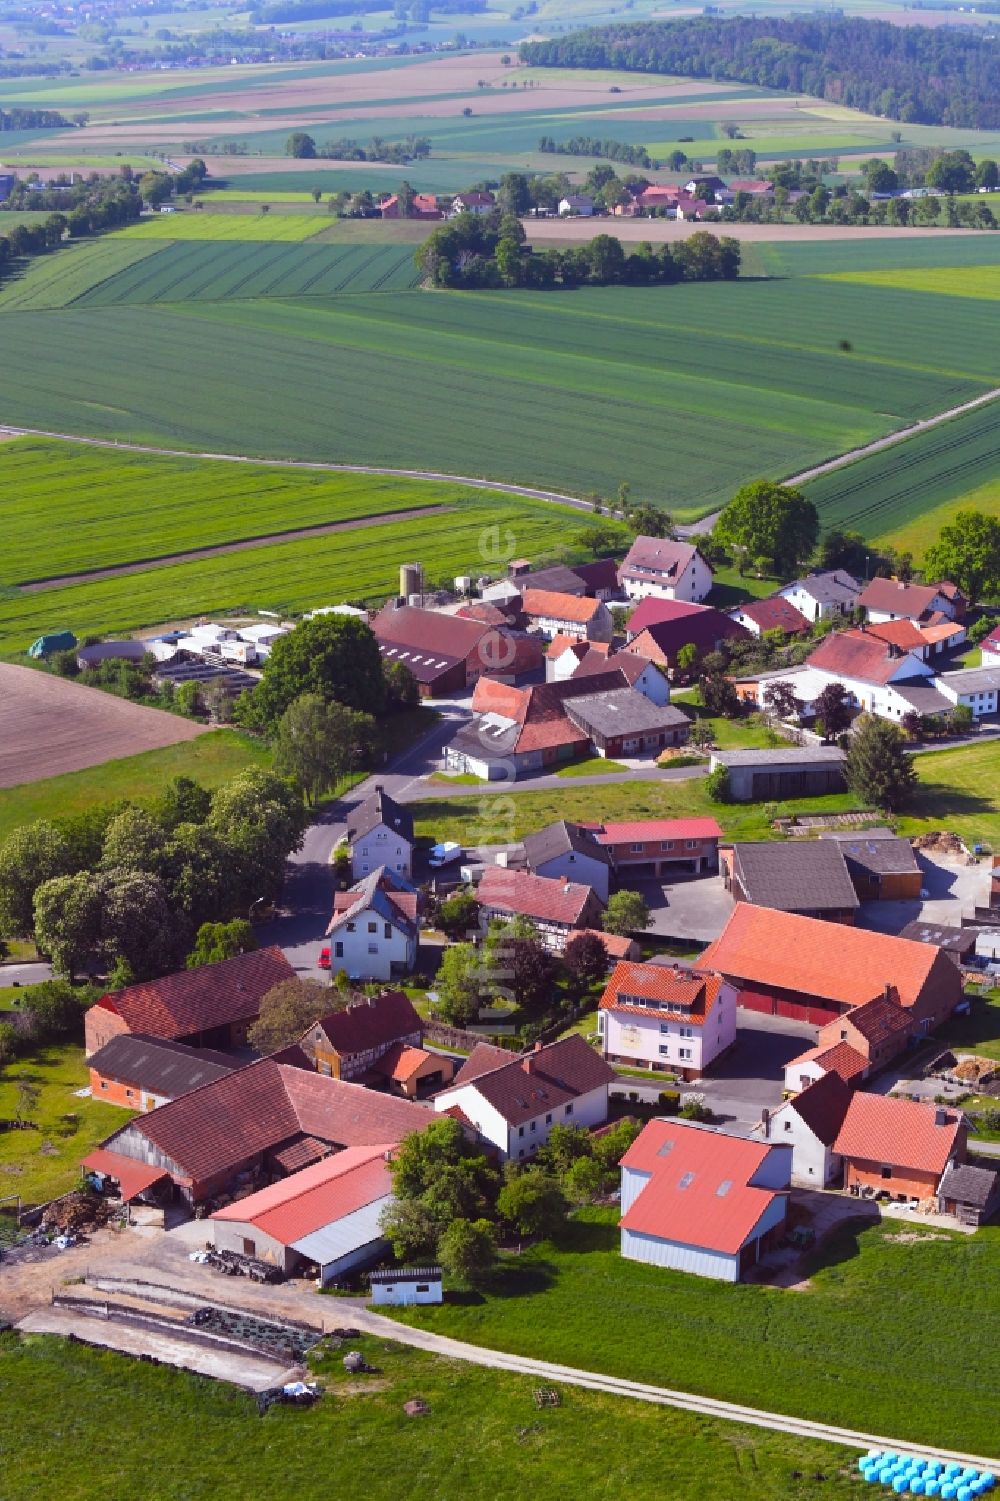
[
  {"x1": 776, "y1": 570, "x2": 861, "y2": 624},
  {"x1": 935, "y1": 665, "x2": 1000, "y2": 720},
  {"x1": 433, "y1": 1037, "x2": 615, "y2": 1161},
  {"x1": 325, "y1": 867, "x2": 419, "y2": 982},
  {"x1": 618, "y1": 537, "x2": 713, "y2": 604},
  {"x1": 755, "y1": 1072, "x2": 850, "y2": 1188},
  {"x1": 522, "y1": 819, "x2": 614, "y2": 903},
  {"x1": 857, "y1": 577, "x2": 959, "y2": 624},
  {"x1": 597, "y1": 960, "x2": 736, "y2": 1081},
  {"x1": 347, "y1": 785, "x2": 415, "y2": 880}
]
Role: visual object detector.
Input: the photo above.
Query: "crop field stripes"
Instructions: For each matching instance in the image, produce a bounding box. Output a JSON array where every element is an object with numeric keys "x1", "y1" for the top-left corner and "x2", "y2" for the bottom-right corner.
[
  {"x1": 802, "y1": 398, "x2": 1000, "y2": 535},
  {"x1": 18, "y1": 503, "x2": 455, "y2": 591}
]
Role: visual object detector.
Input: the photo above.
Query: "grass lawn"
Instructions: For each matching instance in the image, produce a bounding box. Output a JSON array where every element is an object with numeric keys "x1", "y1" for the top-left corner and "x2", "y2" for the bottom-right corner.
[
  {"x1": 706, "y1": 566, "x2": 784, "y2": 610},
  {"x1": 0, "y1": 1043, "x2": 129, "y2": 1209},
  {"x1": 555, "y1": 757, "x2": 628, "y2": 777},
  {"x1": 0, "y1": 730, "x2": 271, "y2": 844},
  {"x1": 0, "y1": 1331, "x2": 871, "y2": 1501},
  {"x1": 897, "y1": 741, "x2": 1000, "y2": 851},
  {"x1": 387, "y1": 1208, "x2": 1000, "y2": 1457}
]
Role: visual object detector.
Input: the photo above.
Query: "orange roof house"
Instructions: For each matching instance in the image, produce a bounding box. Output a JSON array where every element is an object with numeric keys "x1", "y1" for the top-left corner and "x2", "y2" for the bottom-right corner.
[
  {"x1": 619, "y1": 1119, "x2": 791, "y2": 1281},
  {"x1": 598, "y1": 959, "x2": 737, "y2": 1079},
  {"x1": 833, "y1": 1094, "x2": 966, "y2": 1202},
  {"x1": 701, "y1": 905, "x2": 961, "y2": 1030}
]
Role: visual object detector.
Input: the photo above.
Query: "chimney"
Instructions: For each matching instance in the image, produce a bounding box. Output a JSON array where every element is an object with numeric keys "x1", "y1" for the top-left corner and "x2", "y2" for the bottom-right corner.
[
  {"x1": 761, "y1": 1107, "x2": 771, "y2": 1140},
  {"x1": 523, "y1": 1055, "x2": 535, "y2": 1074},
  {"x1": 884, "y1": 983, "x2": 893, "y2": 1003},
  {"x1": 935, "y1": 1108, "x2": 948, "y2": 1127},
  {"x1": 534, "y1": 1040, "x2": 543, "y2": 1052}
]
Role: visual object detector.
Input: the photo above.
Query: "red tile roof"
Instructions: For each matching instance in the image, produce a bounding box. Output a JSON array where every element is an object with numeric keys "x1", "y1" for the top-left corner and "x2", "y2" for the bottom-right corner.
[
  {"x1": 835, "y1": 993, "x2": 913, "y2": 1048},
  {"x1": 597, "y1": 817, "x2": 722, "y2": 845},
  {"x1": 981, "y1": 626, "x2": 1000, "y2": 653},
  {"x1": 626, "y1": 597, "x2": 707, "y2": 635},
  {"x1": 475, "y1": 866, "x2": 601, "y2": 926},
  {"x1": 620, "y1": 1120, "x2": 788, "y2": 1255},
  {"x1": 374, "y1": 603, "x2": 489, "y2": 660},
  {"x1": 210, "y1": 1143, "x2": 393, "y2": 1244},
  {"x1": 574, "y1": 929, "x2": 637, "y2": 959},
  {"x1": 833, "y1": 1094, "x2": 963, "y2": 1175},
  {"x1": 858, "y1": 578, "x2": 947, "y2": 619},
  {"x1": 379, "y1": 1042, "x2": 436, "y2": 1084},
  {"x1": 787, "y1": 1041, "x2": 868, "y2": 1086},
  {"x1": 620, "y1": 537, "x2": 700, "y2": 583},
  {"x1": 95, "y1": 947, "x2": 295, "y2": 1042},
  {"x1": 307, "y1": 991, "x2": 422, "y2": 1061},
  {"x1": 784, "y1": 1071, "x2": 851, "y2": 1145},
  {"x1": 734, "y1": 597, "x2": 809, "y2": 636},
  {"x1": 451, "y1": 1042, "x2": 515, "y2": 1088},
  {"x1": 599, "y1": 960, "x2": 723, "y2": 1025},
  {"x1": 442, "y1": 1036, "x2": 615, "y2": 1127},
  {"x1": 865, "y1": 619, "x2": 927, "y2": 652},
  {"x1": 101, "y1": 1058, "x2": 432, "y2": 1189},
  {"x1": 546, "y1": 633, "x2": 589, "y2": 661},
  {"x1": 627, "y1": 612, "x2": 749, "y2": 663},
  {"x1": 701, "y1": 905, "x2": 950, "y2": 1011},
  {"x1": 806, "y1": 628, "x2": 922, "y2": 685},
  {"x1": 521, "y1": 588, "x2": 602, "y2": 624}
]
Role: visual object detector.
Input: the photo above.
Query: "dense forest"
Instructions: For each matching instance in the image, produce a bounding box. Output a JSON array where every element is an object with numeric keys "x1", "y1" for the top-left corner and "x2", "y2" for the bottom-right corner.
[{"x1": 520, "y1": 17, "x2": 1000, "y2": 129}]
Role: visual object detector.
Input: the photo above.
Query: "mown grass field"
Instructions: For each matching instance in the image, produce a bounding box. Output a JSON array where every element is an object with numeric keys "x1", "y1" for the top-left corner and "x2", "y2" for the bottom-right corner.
[
  {"x1": 114, "y1": 213, "x2": 327, "y2": 241},
  {"x1": 0, "y1": 440, "x2": 462, "y2": 583},
  {"x1": 0, "y1": 1333, "x2": 869, "y2": 1501},
  {"x1": 412, "y1": 738, "x2": 1000, "y2": 849},
  {"x1": 874, "y1": 471, "x2": 1000, "y2": 555},
  {"x1": 0, "y1": 730, "x2": 270, "y2": 844},
  {"x1": 803, "y1": 400, "x2": 1000, "y2": 548},
  {"x1": 0, "y1": 478, "x2": 583, "y2": 654},
  {"x1": 0, "y1": 1043, "x2": 129, "y2": 1208},
  {"x1": 387, "y1": 1208, "x2": 1000, "y2": 1458},
  {"x1": 1, "y1": 254, "x2": 997, "y2": 513}
]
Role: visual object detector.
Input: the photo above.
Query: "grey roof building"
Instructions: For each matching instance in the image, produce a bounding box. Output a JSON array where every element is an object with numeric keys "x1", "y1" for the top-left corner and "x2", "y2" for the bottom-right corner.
[
  {"x1": 346, "y1": 786, "x2": 414, "y2": 847},
  {"x1": 88, "y1": 1033, "x2": 235, "y2": 1104},
  {"x1": 899, "y1": 921, "x2": 979, "y2": 966},
  {"x1": 938, "y1": 1161, "x2": 1000, "y2": 1226},
  {"x1": 563, "y1": 687, "x2": 690, "y2": 753},
  {"x1": 893, "y1": 682, "x2": 954, "y2": 716},
  {"x1": 822, "y1": 829, "x2": 922, "y2": 899},
  {"x1": 708, "y1": 746, "x2": 846, "y2": 802},
  {"x1": 725, "y1": 840, "x2": 859, "y2": 921},
  {"x1": 523, "y1": 819, "x2": 614, "y2": 902}
]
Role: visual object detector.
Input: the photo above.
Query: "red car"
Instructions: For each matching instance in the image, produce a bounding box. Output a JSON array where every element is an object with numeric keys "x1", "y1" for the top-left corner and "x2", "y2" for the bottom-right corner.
[{"x1": 317, "y1": 946, "x2": 331, "y2": 970}]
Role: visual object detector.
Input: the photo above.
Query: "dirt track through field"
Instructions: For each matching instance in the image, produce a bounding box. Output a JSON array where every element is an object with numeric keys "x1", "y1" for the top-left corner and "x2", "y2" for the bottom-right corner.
[
  {"x1": 18, "y1": 504, "x2": 455, "y2": 592},
  {"x1": 0, "y1": 662, "x2": 205, "y2": 787}
]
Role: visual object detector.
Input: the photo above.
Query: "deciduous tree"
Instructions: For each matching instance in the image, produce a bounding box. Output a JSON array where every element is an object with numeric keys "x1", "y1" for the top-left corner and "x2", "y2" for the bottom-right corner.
[
  {"x1": 0, "y1": 821, "x2": 71, "y2": 939},
  {"x1": 813, "y1": 681, "x2": 853, "y2": 740},
  {"x1": 273, "y1": 693, "x2": 375, "y2": 805},
  {"x1": 186, "y1": 919, "x2": 256, "y2": 969},
  {"x1": 603, "y1": 890, "x2": 650, "y2": 937},
  {"x1": 34, "y1": 872, "x2": 103, "y2": 980},
  {"x1": 714, "y1": 481, "x2": 818, "y2": 576},
  {"x1": 497, "y1": 1168, "x2": 568, "y2": 1238},
  {"x1": 437, "y1": 1216, "x2": 497, "y2": 1284},
  {"x1": 243, "y1": 614, "x2": 386, "y2": 728},
  {"x1": 923, "y1": 510, "x2": 1000, "y2": 603},
  {"x1": 247, "y1": 977, "x2": 332, "y2": 1053}
]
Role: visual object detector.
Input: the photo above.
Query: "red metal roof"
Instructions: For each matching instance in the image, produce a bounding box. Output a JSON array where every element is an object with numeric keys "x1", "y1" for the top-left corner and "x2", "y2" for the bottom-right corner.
[
  {"x1": 833, "y1": 1094, "x2": 963, "y2": 1175},
  {"x1": 81, "y1": 1148, "x2": 170, "y2": 1202},
  {"x1": 210, "y1": 1143, "x2": 393, "y2": 1244},
  {"x1": 619, "y1": 1120, "x2": 788, "y2": 1255},
  {"x1": 96, "y1": 947, "x2": 295, "y2": 1042},
  {"x1": 597, "y1": 817, "x2": 722, "y2": 844}
]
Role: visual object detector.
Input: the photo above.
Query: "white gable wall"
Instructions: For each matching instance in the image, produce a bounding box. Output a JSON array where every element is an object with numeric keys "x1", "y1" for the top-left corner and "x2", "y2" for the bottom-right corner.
[
  {"x1": 352, "y1": 823, "x2": 413, "y2": 879},
  {"x1": 328, "y1": 909, "x2": 416, "y2": 981}
]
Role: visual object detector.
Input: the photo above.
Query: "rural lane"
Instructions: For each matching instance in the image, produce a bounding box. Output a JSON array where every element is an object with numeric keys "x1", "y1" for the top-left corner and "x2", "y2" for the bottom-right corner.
[{"x1": 340, "y1": 1304, "x2": 1000, "y2": 1469}]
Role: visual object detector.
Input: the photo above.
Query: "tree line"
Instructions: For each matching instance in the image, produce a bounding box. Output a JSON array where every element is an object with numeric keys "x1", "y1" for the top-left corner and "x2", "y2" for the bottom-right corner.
[
  {"x1": 0, "y1": 107, "x2": 71, "y2": 130},
  {"x1": 520, "y1": 16, "x2": 1000, "y2": 129},
  {"x1": 0, "y1": 175, "x2": 144, "y2": 281},
  {"x1": 286, "y1": 131, "x2": 430, "y2": 163},
  {"x1": 417, "y1": 211, "x2": 740, "y2": 289},
  {"x1": 538, "y1": 136, "x2": 657, "y2": 169}
]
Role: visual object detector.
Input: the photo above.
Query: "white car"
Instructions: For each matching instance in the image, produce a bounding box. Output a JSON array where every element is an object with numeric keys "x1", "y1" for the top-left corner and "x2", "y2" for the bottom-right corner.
[{"x1": 428, "y1": 841, "x2": 462, "y2": 868}]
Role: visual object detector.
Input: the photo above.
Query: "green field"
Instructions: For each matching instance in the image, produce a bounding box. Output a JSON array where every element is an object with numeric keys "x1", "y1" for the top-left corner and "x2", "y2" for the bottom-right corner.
[
  {"x1": 114, "y1": 213, "x2": 327, "y2": 241},
  {"x1": 0, "y1": 240, "x2": 420, "y2": 311},
  {"x1": 0, "y1": 446, "x2": 583, "y2": 652},
  {"x1": 387, "y1": 1208, "x2": 1000, "y2": 1457},
  {"x1": 823, "y1": 264, "x2": 1000, "y2": 301},
  {"x1": 0, "y1": 440, "x2": 462, "y2": 584},
  {"x1": 0, "y1": 1333, "x2": 870, "y2": 1501},
  {"x1": 874, "y1": 471, "x2": 1000, "y2": 554},
  {"x1": 803, "y1": 400, "x2": 1000, "y2": 547},
  {"x1": 0, "y1": 730, "x2": 271, "y2": 843},
  {"x1": 1, "y1": 259, "x2": 997, "y2": 513}
]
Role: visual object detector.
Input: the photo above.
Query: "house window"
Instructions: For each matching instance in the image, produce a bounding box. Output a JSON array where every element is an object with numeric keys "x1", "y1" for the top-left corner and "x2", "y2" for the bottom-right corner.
[
  {"x1": 368, "y1": 943, "x2": 378, "y2": 955},
  {"x1": 368, "y1": 921, "x2": 377, "y2": 933},
  {"x1": 783, "y1": 1121, "x2": 792, "y2": 1132},
  {"x1": 659, "y1": 1023, "x2": 670, "y2": 1035},
  {"x1": 630, "y1": 843, "x2": 643, "y2": 853},
  {"x1": 126, "y1": 1089, "x2": 133, "y2": 1098},
  {"x1": 679, "y1": 1047, "x2": 692, "y2": 1061},
  {"x1": 659, "y1": 1044, "x2": 670, "y2": 1056},
  {"x1": 100, "y1": 1081, "x2": 108, "y2": 1090},
  {"x1": 881, "y1": 1165, "x2": 893, "y2": 1179},
  {"x1": 660, "y1": 841, "x2": 674, "y2": 851},
  {"x1": 384, "y1": 923, "x2": 392, "y2": 939},
  {"x1": 679, "y1": 1027, "x2": 693, "y2": 1039},
  {"x1": 518, "y1": 1149, "x2": 525, "y2": 1159},
  {"x1": 334, "y1": 942, "x2": 344, "y2": 958},
  {"x1": 377, "y1": 831, "x2": 386, "y2": 840},
  {"x1": 242, "y1": 1238, "x2": 256, "y2": 1257},
  {"x1": 685, "y1": 840, "x2": 698, "y2": 849},
  {"x1": 416, "y1": 1285, "x2": 429, "y2": 1294},
  {"x1": 347, "y1": 922, "x2": 356, "y2": 933},
  {"x1": 565, "y1": 1103, "x2": 573, "y2": 1116},
  {"x1": 545, "y1": 1113, "x2": 552, "y2": 1124},
  {"x1": 518, "y1": 1126, "x2": 524, "y2": 1138},
  {"x1": 530, "y1": 1121, "x2": 537, "y2": 1132}
]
